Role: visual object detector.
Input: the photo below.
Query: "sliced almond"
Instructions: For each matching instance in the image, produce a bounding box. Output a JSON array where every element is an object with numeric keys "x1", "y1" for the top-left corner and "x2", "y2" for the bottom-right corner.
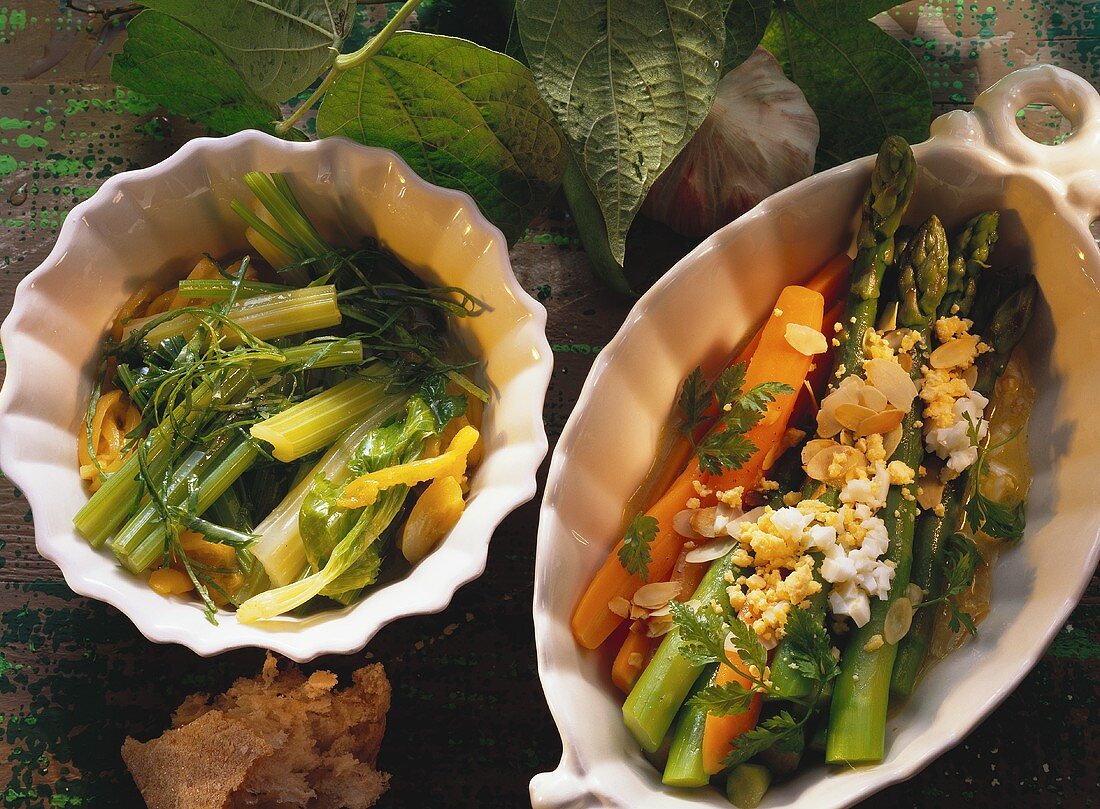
[
  {"x1": 883, "y1": 327, "x2": 917, "y2": 351},
  {"x1": 836, "y1": 403, "x2": 875, "y2": 432},
  {"x1": 645, "y1": 617, "x2": 676, "y2": 638},
  {"x1": 629, "y1": 603, "x2": 650, "y2": 620},
  {"x1": 929, "y1": 334, "x2": 980, "y2": 369},
  {"x1": 883, "y1": 597, "x2": 914, "y2": 645},
  {"x1": 689, "y1": 503, "x2": 738, "y2": 538},
  {"x1": 916, "y1": 474, "x2": 946, "y2": 510},
  {"x1": 865, "y1": 358, "x2": 918, "y2": 411},
  {"x1": 806, "y1": 445, "x2": 865, "y2": 482},
  {"x1": 673, "y1": 508, "x2": 701, "y2": 539},
  {"x1": 897, "y1": 352, "x2": 914, "y2": 373},
  {"x1": 858, "y1": 407, "x2": 906, "y2": 437},
  {"x1": 785, "y1": 322, "x2": 828, "y2": 356},
  {"x1": 633, "y1": 580, "x2": 682, "y2": 610},
  {"x1": 963, "y1": 364, "x2": 978, "y2": 388},
  {"x1": 859, "y1": 385, "x2": 889, "y2": 413},
  {"x1": 647, "y1": 605, "x2": 672, "y2": 619},
  {"x1": 882, "y1": 426, "x2": 904, "y2": 460},
  {"x1": 802, "y1": 438, "x2": 838, "y2": 467},
  {"x1": 608, "y1": 596, "x2": 631, "y2": 618},
  {"x1": 684, "y1": 538, "x2": 738, "y2": 564},
  {"x1": 906, "y1": 583, "x2": 925, "y2": 606},
  {"x1": 876, "y1": 302, "x2": 899, "y2": 332}
]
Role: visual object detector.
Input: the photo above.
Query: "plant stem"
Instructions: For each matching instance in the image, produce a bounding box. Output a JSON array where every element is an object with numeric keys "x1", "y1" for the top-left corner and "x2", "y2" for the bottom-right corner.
[{"x1": 274, "y1": 0, "x2": 423, "y2": 135}]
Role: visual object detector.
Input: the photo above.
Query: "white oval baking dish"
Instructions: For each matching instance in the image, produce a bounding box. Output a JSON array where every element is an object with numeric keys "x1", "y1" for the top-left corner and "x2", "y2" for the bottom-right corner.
[
  {"x1": 0, "y1": 132, "x2": 553, "y2": 662},
  {"x1": 532, "y1": 64, "x2": 1100, "y2": 808}
]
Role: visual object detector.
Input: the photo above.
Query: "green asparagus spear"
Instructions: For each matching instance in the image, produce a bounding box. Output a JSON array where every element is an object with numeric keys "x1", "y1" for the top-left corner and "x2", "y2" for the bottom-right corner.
[
  {"x1": 663, "y1": 664, "x2": 720, "y2": 787},
  {"x1": 726, "y1": 763, "x2": 772, "y2": 808},
  {"x1": 826, "y1": 215, "x2": 948, "y2": 765},
  {"x1": 623, "y1": 554, "x2": 742, "y2": 753},
  {"x1": 769, "y1": 140, "x2": 917, "y2": 701},
  {"x1": 891, "y1": 277, "x2": 1037, "y2": 696},
  {"x1": 942, "y1": 211, "x2": 999, "y2": 318},
  {"x1": 835, "y1": 136, "x2": 917, "y2": 383}
]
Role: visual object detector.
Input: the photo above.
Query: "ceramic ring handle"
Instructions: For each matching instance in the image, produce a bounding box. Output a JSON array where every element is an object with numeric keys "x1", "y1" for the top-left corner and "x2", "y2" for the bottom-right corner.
[{"x1": 971, "y1": 64, "x2": 1100, "y2": 220}]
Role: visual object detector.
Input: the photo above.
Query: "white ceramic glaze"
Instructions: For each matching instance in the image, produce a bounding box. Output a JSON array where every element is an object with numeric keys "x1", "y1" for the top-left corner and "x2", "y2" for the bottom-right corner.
[
  {"x1": 0, "y1": 132, "x2": 552, "y2": 662},
  {"x1": 532, "y1": 65, "x2": 1100, "y2": 809}
]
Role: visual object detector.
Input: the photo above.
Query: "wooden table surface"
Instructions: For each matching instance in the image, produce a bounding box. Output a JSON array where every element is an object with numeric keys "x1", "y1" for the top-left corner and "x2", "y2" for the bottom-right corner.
[{"x1": 1, "y1": 2, "x2": 1097, "y2": 807}]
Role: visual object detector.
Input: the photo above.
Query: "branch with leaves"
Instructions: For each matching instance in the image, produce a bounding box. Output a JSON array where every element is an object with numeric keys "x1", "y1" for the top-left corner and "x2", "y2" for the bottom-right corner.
[{"x1": 670, "y1": 600, "x2": 839, "y2": 767}]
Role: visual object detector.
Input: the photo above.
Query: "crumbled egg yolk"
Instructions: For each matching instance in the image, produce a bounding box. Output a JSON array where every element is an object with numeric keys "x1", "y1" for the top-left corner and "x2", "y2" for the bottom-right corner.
[{"x1": 921, "y1": 318, "x2": 992, "y2": 475}]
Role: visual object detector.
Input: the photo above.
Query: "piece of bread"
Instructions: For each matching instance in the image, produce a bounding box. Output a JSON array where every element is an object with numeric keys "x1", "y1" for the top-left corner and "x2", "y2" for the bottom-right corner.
[{"x1": 121, "y1": 654, "x2": 391, "y2": 809}]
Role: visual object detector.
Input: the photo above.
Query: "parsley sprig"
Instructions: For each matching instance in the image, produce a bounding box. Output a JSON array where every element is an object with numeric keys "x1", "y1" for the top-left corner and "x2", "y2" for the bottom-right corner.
[
  {"x1": 962, "y1": 414, "x2": 1026, "y2": 541},
  {"x1": 618, "y1": 513, "x2": 659, "y2": 580},
  {"x1": 677, "y1": 363, "x2": 793, "y2": 476},
  {"x1": 670, "y1": 600, "x2": 839, "y2": 767},
  {"x1": 915, "y1": 532, "x2": 983, "y2": 635}
]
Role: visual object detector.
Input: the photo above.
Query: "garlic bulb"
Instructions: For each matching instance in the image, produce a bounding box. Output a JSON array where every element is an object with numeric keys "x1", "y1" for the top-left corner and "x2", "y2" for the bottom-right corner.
[{"x1": 642, "y1": 48, "x2": 819, "y2": 238}]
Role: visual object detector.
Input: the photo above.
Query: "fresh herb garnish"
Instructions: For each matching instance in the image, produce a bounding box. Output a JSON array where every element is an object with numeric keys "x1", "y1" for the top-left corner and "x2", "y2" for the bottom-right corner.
[
  {"x1": 678, "y1": 366, "x2": 709, "y2": 441},
  {"x1": 916, "y1": 532, "x2": 983, "y2": 635},
  {"x1": 618, "y1": 513, "x2": 660, "y2": 580},
  {"x1": 691, "y1": 362, "x2": 792, "y2": 475},
  {"x1": 670, "y1": 599, "x2": 838, "y2": 767},
  {"x1": 963, "y1": 415, "x2": 1026, "y2": 541}
]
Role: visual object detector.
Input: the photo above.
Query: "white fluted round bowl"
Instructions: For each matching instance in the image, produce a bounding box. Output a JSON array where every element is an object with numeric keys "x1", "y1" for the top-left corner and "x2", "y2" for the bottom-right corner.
[
  {"x1": 0, "y1": 132, "x2": 552, "y2": 661},
  {"x1": 532, "y1": 65, "x2": 1100, "y2": 808}
]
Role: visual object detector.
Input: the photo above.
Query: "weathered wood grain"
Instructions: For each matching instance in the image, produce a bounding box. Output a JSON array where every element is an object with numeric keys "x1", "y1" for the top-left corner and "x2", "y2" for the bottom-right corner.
[{"x1": 0, "y1": 1, "x2": 1097, "y2": 807}]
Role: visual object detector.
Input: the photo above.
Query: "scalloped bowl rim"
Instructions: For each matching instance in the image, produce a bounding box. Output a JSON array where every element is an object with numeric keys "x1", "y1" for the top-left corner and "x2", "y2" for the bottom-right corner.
[
  {"x1": 0, "y1": 131, "x2": 553, "y2": 661},
  {"x1": 531, "y1": 64, "x2": 1100, "y2": 809}
]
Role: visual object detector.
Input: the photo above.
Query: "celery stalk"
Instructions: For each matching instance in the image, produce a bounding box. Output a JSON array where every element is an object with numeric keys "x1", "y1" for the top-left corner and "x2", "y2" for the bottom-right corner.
[
  {"x1": 112, "y1": 434, "x2": 260, "y2": 574},
  {"x1": 126, "y1": 285, "x2": 340, "y2": 346},
  {"x1": 74, "y1": 343, "x2": 361, "y2": 547},
  {"x1": 176, "y1": 279, "x2": 291, "y2": 300},
  {"x1": 249, "y1": 371, "x2": 390, "y2": 462},
  {"x1": 249, "y1": 395, "x2": 406, "y2": 586}
]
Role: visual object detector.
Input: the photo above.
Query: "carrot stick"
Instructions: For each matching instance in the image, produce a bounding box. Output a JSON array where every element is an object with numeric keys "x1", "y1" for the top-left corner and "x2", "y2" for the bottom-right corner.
[
  {"x1": 645, "y1": 254, "x2": 849, "y2": 503},
  {"x1": 702, "y1": 653, "x2": 764, "y2": 774},
  {"x1": 612, "y1": 631, "x2": 654, "y2": 694},
  {"x1": 804, "y1": 253, "x2": 851, "y2": 307},
  {"x1": 611, "y1": 554, "x2": 709, "y2": 693},
  {"x1": 572, "y1": 285, "x2": 825, "y2": 650}
]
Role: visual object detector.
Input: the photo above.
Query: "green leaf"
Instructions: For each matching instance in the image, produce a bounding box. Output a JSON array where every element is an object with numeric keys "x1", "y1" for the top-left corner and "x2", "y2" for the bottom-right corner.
[
  {"x1": 782, "y1": 606, "x2": 839, "y2": 684},
  {"x1": 723, "y1": 710, "x2": 800, "y2": 768},
  {"x1": 762, "y1": 3, "x2": 931, "y2": 168},
  {"x1": 143, "y1": 0, "x2": 355, "y2": 103},
  {"x1": 678, "y1": 366, "x2": 709, "y2": 440},
  {"x1": 689, "y1": 680, "x2": 758, "y2": 716},
  {"x1": 697, "y1": 429, "x2": 758, "y2": 476},
  {"x1": 618, "y1": 513, "x2": 659, "y2": 580},
  {"x1": 316, "y1": 31, "x2": 566, "y2": 244},
  {"x1": 670, "y1": 600, "x2": 728, "y2": 666},
  {"x1": 725, "y1": 612, "x2": 768, "y2": 673},
  {"x1": 712, "y1": 362, "x2": 748, "y2": 409},
  {"x1": 516, "y1": 0, "x2": 726, "y2": 263},
  {"x1": 722, "y1": 0, "x2": 772, "y2": 71},
  {"x1": 112, "y1": 10, "x2": 280, "y2": 135}
]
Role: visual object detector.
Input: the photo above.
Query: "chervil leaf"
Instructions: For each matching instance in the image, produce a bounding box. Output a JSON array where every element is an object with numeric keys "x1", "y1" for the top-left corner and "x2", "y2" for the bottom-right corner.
[
  {"x1": 723, "y1": 710, "x2": 800, "y2": 768},
  {"x1": 737, "y1": 380, "x2": 794, "y2": 416},
  {"x1": 689, "y1": 680, "x2": 758, "y2": 716},
  {"x1": 618, "y1": 513, "x2": 659, "y2": 580},
  {"x1": 725, "y1": 612, "x2": 769, "y2": 674},
  {"x1": 696, "y1": 379, "x2": 792, "y2": 474},
  {"x1": 712, "y1": 362, "x2": 748, "y2": 408},
  {"x1": 697, "y1": 430, "x2": 759, "y2": 476},
  {"x1": 966, "y1": 492, "x2": 1025, "y2": 541},
  {"x1": 782, "y1": 606, "x2": 839, "y2": 684},
  {"x1": 670, "y1": 600, "x2": 728, "y2": 666},
  {"x1": 678, "y1": 366, "x2": 710, "y2": 440},
  {"x1": 948, "y1": 604, "x2": 978, "y2": 635},
  {"x1": 943, "y1": 533, "x2": 982, "y2": 598}
]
